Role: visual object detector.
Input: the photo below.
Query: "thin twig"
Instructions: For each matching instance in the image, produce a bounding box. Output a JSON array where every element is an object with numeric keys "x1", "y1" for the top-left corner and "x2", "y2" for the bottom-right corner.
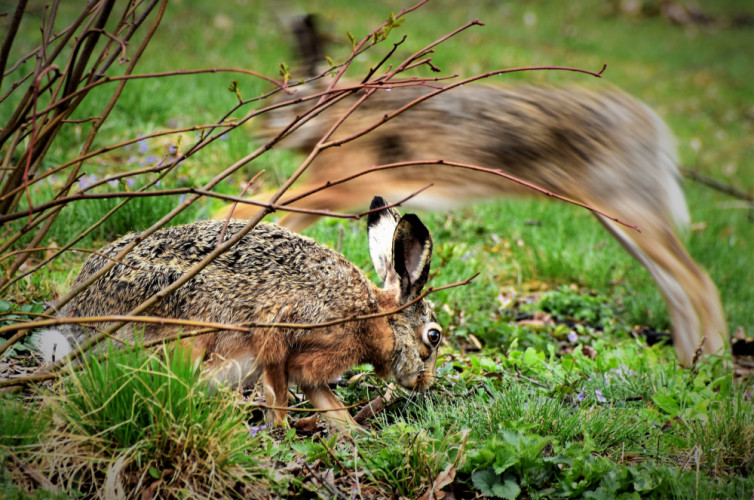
[{"x1": 681, "y1": 167, "x2": 754, "y2": 202}]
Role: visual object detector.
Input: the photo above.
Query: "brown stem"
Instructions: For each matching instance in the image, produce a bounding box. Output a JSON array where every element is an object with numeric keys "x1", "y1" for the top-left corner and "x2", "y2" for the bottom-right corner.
[{"x1": 0, "y1": 0, "x2": 29, "y2": 93}]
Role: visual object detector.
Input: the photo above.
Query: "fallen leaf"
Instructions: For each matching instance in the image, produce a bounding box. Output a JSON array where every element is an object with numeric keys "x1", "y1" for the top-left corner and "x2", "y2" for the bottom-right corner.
[
  {"x1": 582, "y1": 345, "x2": 598, "y2": 360},
  {"x1": 417, "y1": 464, "x2": 456, "y2": 500}
]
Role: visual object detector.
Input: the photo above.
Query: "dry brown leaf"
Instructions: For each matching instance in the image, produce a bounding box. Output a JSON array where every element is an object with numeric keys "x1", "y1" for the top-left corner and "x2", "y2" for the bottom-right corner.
[{"x1": 417, "y1": 464, "x2": 456, "y2": 500}]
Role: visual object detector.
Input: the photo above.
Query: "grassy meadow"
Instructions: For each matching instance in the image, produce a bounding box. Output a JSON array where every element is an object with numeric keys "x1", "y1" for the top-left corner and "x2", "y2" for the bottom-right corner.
[{"x1": 1, "y1": 0, "x2": 753, "y2": 497}]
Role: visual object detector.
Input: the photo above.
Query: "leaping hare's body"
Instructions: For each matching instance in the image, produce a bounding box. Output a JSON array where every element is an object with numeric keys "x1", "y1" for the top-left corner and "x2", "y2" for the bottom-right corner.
[
  {"x1": 38, "y1": 197, "x2": 441, "y2": 428},
  {"x1": 216, "y1": 21, "x2": 727, "y2": 365}
]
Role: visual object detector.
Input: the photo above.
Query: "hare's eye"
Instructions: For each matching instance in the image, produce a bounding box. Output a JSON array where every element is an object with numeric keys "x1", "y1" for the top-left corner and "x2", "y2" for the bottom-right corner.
[{"x1": 422, "y1": 323, "x2": 442, "y2": 348}]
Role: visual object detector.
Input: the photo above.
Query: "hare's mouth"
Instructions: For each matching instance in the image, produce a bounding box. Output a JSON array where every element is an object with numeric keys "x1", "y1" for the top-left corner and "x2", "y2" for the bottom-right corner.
[{"x1": 396, "y1": 370, "x2": 434, "y2": 391}]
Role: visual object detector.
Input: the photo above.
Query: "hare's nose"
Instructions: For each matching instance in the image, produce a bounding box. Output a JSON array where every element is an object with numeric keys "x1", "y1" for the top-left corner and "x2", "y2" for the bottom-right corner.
[{"x1": 396, "y1": 372, "x2": 419, "y2": 388}]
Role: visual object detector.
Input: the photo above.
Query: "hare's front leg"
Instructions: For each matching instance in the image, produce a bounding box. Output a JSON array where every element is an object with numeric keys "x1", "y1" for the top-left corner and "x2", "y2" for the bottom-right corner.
[
  {"x1": 262, "y1": 364, "x2": 290, "y2": 426},
  {"x1": 302, "y1": 385, "x2": 359, "y2": 430}
]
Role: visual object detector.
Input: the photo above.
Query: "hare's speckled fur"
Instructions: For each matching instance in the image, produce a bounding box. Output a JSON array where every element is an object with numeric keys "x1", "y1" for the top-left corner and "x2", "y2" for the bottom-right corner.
[{"x1": 39, "y1": 198, "x2": 441, "y2": 429}]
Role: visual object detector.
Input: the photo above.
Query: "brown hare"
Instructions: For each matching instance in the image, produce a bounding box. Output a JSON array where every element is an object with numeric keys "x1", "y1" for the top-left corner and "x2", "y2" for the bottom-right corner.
[
  {"x1": 36, "y1": 197, "x2": 442, "y2": 429},
  {"x1": 216, "y1": 16, "x2": 727, "y2": 366}
]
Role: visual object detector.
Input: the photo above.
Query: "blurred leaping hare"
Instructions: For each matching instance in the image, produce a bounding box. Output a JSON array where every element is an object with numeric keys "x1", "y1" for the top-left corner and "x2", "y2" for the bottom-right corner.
[{"x1": 215, "y1": 16, "x2": 727, "y2": 366}]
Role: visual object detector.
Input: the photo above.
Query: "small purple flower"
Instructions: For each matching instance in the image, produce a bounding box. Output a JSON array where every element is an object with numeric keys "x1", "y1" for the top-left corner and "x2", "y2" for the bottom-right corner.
[
  {"x1": 178, "y1": 194, "x2": 186, "y2": 204},
  {"x1": 446, "y1": 372, "x2": 460, "y2": 387},
  {"x1": 126, "y1": 177, "x2": 135, "y2": 188},
  {"x1": 138, "y1": 139, "x2": 149, "y2": 154},
  {"x1": 595, "y1": 389, "x2": 607, "y2": 403},
  {"x1": 144, "y1": 154, "x2": 158, "y2": 165},
  {"x1": 567, "y1": 331, "x2": 578, "y2": 343},
  {"x1": 249, "y1": 423, "x2": 270, "y2": 437},
  {"x1": 108, "y1": 179, "x2": 119, "y2": 188},
  {"x1": 78, "y1": 173, "x2": 98, "y2": 189},
  {"x1": 576, "y1": 391, "x2": 585, "y2": 401},
  {"x1": 168, "y1": 144, "x2": 178, "y2": 155}
]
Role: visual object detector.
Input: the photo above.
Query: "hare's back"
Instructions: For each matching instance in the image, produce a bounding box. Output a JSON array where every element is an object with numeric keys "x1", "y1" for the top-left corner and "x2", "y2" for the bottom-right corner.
[
  {"x1": 67, "y1": 220, "x2": 371, "y2": 320},
  {"x1": 78, "y1": 220, "x2": 356, "y2": 282}
]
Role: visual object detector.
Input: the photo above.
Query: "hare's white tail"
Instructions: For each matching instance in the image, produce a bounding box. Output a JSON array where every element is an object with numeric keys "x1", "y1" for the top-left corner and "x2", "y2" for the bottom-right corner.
[{"x1": 31, "y1": 328, "x2": 74, "y2": 363}]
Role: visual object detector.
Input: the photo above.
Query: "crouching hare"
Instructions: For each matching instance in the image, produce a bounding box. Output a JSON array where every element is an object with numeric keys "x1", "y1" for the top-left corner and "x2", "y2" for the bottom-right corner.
[{"x1": 36, "y1": 196, "x2": 442, "y2": 429}]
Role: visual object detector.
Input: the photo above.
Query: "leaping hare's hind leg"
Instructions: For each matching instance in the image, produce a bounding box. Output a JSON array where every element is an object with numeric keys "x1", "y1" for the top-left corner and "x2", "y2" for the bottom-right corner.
[
  {"x1": 596, "y1": 214, "x2": 727, "y2": 365},
  {"x1": 214, "y1": 184, "x2": 359, "y2": 231},
  {"x1": 215, "y1": 179, "x2": 416, "y2": 232}
]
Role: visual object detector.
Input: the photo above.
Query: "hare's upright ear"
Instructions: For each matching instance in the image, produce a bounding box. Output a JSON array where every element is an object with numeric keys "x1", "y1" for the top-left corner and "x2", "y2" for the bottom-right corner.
[
  {"x1": 368, "y1": 196, "x2": 402, "y2": 290},
  {"x1": 368, "y1": 196, "x2": 433, "y2": 301},
  {"x1": 290, "y1": 14, "x2": 326, "y2": 77},
  {"x1": 392, "y1": 214, "x2": 433, "y2": 302}
]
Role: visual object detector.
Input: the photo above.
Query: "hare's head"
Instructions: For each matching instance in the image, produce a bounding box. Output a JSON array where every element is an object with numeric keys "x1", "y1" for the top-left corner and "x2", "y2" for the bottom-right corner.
[{"x1": 368, "y1": 196, "x2": 441, "y2": 392}]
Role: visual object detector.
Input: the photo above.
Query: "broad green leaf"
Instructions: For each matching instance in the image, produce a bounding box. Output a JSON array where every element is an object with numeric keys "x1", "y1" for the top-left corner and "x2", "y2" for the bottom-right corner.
[
  {"x1": 472, "y1": 467, "x2": 502, "y2": 497},
  {"x1": 493, "y1": 476, "x2": 521, "y2": 500},
  {"x1": 651, "y1": 393, "x2": 680, "y2": 416}
]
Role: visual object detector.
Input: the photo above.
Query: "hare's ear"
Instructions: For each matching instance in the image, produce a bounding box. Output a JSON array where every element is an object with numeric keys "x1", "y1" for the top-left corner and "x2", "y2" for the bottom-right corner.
[
  {"x1": 392, "y1": 214, "x2": 433, "y2": 302},
  {"x1": 368, "y1": 196, "x2": 401, "y2": 289},
  {"x1": 291, "y1": 14, "x2": 326, "y2": 77}
]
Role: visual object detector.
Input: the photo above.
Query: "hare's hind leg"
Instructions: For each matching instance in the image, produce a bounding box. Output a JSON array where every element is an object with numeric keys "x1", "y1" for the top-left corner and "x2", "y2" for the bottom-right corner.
[
  {"x1": 199, "y1": 350, "x2": 263, "y2": 391},
  {"x1": 262, "y1": 364, "x2": 290, "y2": 426},
  {"x1": 596, "y1": 215, "x2": 727, "y2": 365},
  {"x1": 302, "y1": 385, "x2": 359, "y2": 430}
]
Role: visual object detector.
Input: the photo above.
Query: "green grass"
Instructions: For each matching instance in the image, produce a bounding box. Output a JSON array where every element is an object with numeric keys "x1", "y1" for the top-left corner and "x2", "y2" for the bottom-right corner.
[
  {"x1": 1, "y1": 0, "x2": 753, "y2": 497},
  {"x1": 1, "y1": 344, "x2": 273, "y2": 498}
]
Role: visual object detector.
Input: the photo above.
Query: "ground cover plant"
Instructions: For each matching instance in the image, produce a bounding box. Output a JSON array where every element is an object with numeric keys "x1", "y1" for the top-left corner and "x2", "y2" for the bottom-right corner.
[{"x1": 1, "y1": 0, "x2": 752, "y2": 497}]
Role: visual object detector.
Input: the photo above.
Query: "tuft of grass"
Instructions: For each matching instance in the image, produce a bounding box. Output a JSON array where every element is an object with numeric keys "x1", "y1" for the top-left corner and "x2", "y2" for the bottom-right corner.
[
  {"x1": 0, "y1": 394, "x2": 51, "y2": 448},
  {"x1": 25, "y1": 343, "x2": 272, "y2": 498},
  {"x1": 358, "y1": 423, "x2": 468, "y2": 498}
]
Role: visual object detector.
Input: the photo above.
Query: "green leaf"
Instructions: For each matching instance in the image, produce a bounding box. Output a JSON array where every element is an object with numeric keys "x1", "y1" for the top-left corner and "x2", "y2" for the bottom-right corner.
[
  {"x1": 651, "y1": 393, "x2": 680, "y2": 416},
  {"x1": 472, "y1": 469, "x2": 521, "y2": 499},
  {"x1": 472, "y1": 468, "x2": 502, "y2": 497},
  {"x1": 0, "y1": 300, "x2": 11, "y2": 313},
  {"x1": 278, "y1": 62, "x2": 290, "y2": 86},
  {"x1": 494, "y1": 475, "x2": 521, "y2": 500},
  {"x1": 227, "y1": 80, "x2": 242, "y2": 102},
  {"x1": 492, "y1": 451, "x2": 518, "y2": 475},
  {"x1": 148, "y1": 467, "x2": 161, "y2": 479},
  {"x1": 632, "y1": 469, "x2": 657, "y2": 492},
  {"x1": 522, "y1": 347, "x2": 544, "y2": 367}
]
